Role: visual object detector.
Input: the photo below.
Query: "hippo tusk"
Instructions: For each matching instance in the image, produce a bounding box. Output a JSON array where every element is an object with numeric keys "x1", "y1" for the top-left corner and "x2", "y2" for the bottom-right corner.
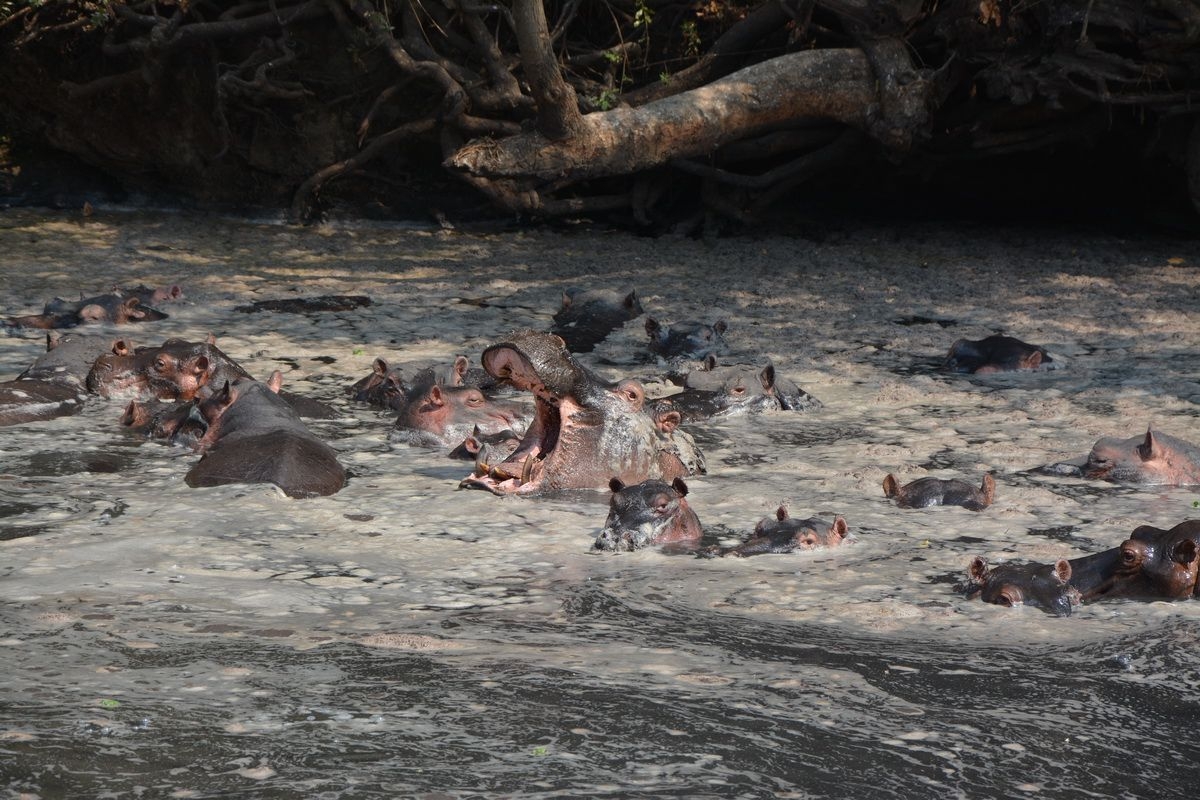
[{"x1": 521, "y1": 454, "x2": 536, "y2": 484}]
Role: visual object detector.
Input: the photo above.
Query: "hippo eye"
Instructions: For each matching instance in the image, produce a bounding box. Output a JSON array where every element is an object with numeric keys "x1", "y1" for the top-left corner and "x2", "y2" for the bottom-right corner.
[
  {"x1": 1120, "y1": 549, "x2": 1139, "y2": 566},
  {"x1": 996, "y1": 589, "x2": 1020, "y2": 607}
]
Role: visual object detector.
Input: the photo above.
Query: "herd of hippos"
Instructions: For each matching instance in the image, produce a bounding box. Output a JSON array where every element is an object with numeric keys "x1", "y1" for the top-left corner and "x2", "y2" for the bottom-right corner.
[{"x1": 3, "y1": 285, "x2": 1200, "y2": 618}]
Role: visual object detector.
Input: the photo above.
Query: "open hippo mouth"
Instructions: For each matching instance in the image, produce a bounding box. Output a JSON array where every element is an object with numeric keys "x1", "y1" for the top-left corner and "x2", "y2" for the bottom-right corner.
[{"x1": 459, "y1": 334, "x2": 578, "y2": 495}]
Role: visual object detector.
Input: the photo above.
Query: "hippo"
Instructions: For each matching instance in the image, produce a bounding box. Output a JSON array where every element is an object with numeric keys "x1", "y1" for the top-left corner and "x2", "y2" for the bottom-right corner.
[
  {"x1": 654, "y1": 360, "x2": 821, "y2": 422},
  {"x1": 593, "y1": 477, "x2": 703, "y2": 552},
  {"x1": 963, "y1": 557, "x2": 1079, "y2": 616},
  {"x1": 87, "y1": 337, "x2": 251, "y2": 401},
  {"x1": 965, "y1": 520, "x2": 1200, "y2": 615},
  {"x1": 121, "y1": 398, "x2": 208, "y2": 447},
  {"x1": 121, "y1": 284, "x2": 184, "y2": 307},
  {"x1": 883, "y1": 473, "x2": 995, "y2": 511},
  {"x1": 703, "y1": 508, "x2": 849, "y2": 557},
  {"x1": 460, "y1": 330, "x2": 701, "y2": 495},
  {"x1": 447, "y1": 425, "x2": 524, "y2": 462},
  {"x1": 1072, "y1": 429, "x2": 1200, "y2": 486},
  {"x1": 0, "y1": 333, "x2": 122, "y2": 426},
  {"x1": 1115, "y1": 520, "x2": 1200, "y2": 599},
  {"x1": 943, "y1": 335, "x2": 1052, "y2": 374},
  {"x1": 645, "y1": 318, "x2": 728, "y2": 360},
  {"x1": 88, "y1": 337, "x2": 333, "y2": 417},
  {"x1": 348, "y1": 357, "x2": 408, "y2": 410},
  {"x1": 389, "y1": 380, "x2": 529, "y2": 448},
  {"x1": 681, "y1": 356, "x2": 821, "y2": 413},
  {"x1": 186, "y1": 378, "x2": 346, "y2": 498},
  {"x1": 551, "y1": 288, "x2": 643, "y2": 353},
  {"x1": 6, "y1": 289, "x2": 170, "y2": 329}
]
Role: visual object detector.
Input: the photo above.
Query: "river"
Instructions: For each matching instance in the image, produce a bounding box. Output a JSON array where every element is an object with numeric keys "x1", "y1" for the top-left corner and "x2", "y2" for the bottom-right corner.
[{"x1": 1, "y1": 209, "x2": 1199, "y2": 798}]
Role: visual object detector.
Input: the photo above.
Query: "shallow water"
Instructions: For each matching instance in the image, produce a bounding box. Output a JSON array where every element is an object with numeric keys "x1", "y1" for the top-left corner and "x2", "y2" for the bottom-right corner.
[{"x1": 2, "y1": 210, "x2": 1200, "y2": 798}]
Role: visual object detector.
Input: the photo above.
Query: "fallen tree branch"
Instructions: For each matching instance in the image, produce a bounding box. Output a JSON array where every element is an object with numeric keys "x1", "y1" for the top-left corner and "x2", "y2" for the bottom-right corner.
[{"x1": 448, "y1": 48, "x2": 883, "y2": 188}]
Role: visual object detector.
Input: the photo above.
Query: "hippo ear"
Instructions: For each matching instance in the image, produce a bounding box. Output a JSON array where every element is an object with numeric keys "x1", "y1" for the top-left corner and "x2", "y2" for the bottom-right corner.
[
  {"x1": 45, "y1": 332, "x2": 59, "y2": 351},
  {"x1": 645, "y1": 318, "x2": 661, "y2": 337},
  {"x1": 1137, "y1": 429, "x2": 1161, "y2": 462},
  {"x1": 622, "y1": 291, "x2": 639, "y2": 311},
  {"x1": 968, "y1": 556, "x2": 990, "y2": 583},
  {"x1": 428, "y1": 384, "x2": 446, "y2": 406},
  {"x1": 703, "y1": 354, "x2": 717, "y2": 371},
  {"x1": 206, "y1": 333, "x2": 217, "y2": 345},
  {"x1": 655, "y1": 408, "x2": 680, "y2": 434},
  {"x1": 980, "y1": 474, "x2": 996, "y2": 503},
  {"x1": 453, "y1": 356, "x2": 470, "y2": 381},
  {"x1": 831, "y1": 516, "x2": 848, "y2": 540},
  {"x1": 112, "y1": 339, "x2": 132, "y2": 357},
  {"x1": 759, "y1": 364, "x2": 776, "y2": 391},
  {"x1": 671, "y1": 477, "x2": 688, "y2": 497},
  {"x1": 372, "y1": 358, "x2": 389, "y2": 377},
  {"x1": 713, "y1": 320, "x2": 728, "y2": 335},
  {"x1": 559, "y1": 290, "x2": 574, "y2": 309},
  {"x1": 121, "y1": 401, "x2": 141, "y2": 427},
  {"x1": 267, "y1": 371, "x2": 284, "y2": 393},
  {"x1": 1053, "y1": 559, "x2": 1072, "y2": 582},
  {"x1": 609, "y1": 477, "x2": 626, "y2": 493},
  {"x1": 882, "y1": 474, "x2": 900, "y2": 498},
  {"x1": 776, "y1": 505, "x2": 789, "y2": 521},
  {"x1": 1021, "y1": 350, "x2": 1044, "y2": 369},
  {"x1": 191, "y1": 355, "x2": 210, "y2": 377},
  {"x1": 1173, "y1": 539, "x2": 1197, "y2": 566}
]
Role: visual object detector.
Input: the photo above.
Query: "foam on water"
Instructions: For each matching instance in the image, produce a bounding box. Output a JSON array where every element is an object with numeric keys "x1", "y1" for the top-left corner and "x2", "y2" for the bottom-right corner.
[{"x1": 2, "y1": 209, "x2": 1200, "y2": 797}]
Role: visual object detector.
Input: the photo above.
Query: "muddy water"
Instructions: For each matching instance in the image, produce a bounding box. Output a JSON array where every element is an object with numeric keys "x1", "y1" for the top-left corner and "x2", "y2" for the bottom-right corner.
[{"x1": 2, "y1": 210, "x2": 1199, "y2": 798}]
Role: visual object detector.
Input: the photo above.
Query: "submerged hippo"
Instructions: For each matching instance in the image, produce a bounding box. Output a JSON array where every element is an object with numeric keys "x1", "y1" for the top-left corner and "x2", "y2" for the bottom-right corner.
[
  {"x1": 1070, "y1": 429, "x2": 1200, "y2": 486},
  {"x1": 348, "y1": 357, "x2": 408, "y2": 410},
  {"x1": 87, "y1": 337, "x2": 332, "y2": 417},
  {"x1": 963, "y1": 557, "x2": 1079, "y2": 616},
  {"x1": 187, "y1": 378, "x2": 345, "y2": 498},
  {"x1": 551, "y1": 288, "x2": 643, "y2": 353},
  {"x1": 704, "y1": 508, "x2": 849, "y2": 557},
  {"x1": 593, "y1": 477, "x2": 703, "y2": 552},
  {"x1": 645, "y1": 318, "x2": 728, "y2": 360},
  {"x1": 460, "y1": 330, "x2": 701, "y2": 495},
  {"x1": 0, "y1": 333, "x2": 121, "y2": 426},
  {"x1": 122, "y1": 398, "x2": 208, "y2": 447},
  {"x1": 943, "y1": 335, "x2": 1052, "y2": 374},
  {"x1": 87, "y1": 337, "x2": 251, "y2": 401},
  {"x1": 883, "y1": 473, "x2": 995, "y2": 511},
  {"x1": 965, "y1": 520, "x2": 1200, "y2": 615},
  {"x1": 5, "y1": 287, "x2": 174, "y2": 329},
  {"x1": 389, "y1": 380, "x2": 529, "y2": 448},
  {"x1": 656, "y1": 361, "x2": 821, "y2": 422},
  {"x1": 681, "y1": 357, "x2": 821, "y2": 413}
]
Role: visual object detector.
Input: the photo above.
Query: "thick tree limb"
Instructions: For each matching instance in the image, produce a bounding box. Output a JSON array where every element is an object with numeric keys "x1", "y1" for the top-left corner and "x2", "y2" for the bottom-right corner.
[
  {"x1": 447, "y1": 48, "x2": 882, "y2": 188},
  {"x1": 511, "y1": 0, "x2": 583, "y2": 140}
]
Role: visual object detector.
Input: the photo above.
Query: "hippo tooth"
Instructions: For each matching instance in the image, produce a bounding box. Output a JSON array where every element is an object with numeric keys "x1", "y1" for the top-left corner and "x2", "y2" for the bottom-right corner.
[{"x1": 521, "y1": 454, "x2": 535, "y2": 483}]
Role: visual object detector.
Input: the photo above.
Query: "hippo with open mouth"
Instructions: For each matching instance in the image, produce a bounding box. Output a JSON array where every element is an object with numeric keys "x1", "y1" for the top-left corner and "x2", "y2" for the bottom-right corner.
[{"x1": 460, "y1": 330, "x2": 701, "y2": 495}]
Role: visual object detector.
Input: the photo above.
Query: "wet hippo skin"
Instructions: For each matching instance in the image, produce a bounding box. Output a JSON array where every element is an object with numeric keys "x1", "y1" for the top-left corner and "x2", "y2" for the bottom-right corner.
[
  {"x1": 460, "y1": 330, "x2": 701, "y2": 495},
  {"x1": 594, "y1": 477, "x2": 702, "y2": 552}
]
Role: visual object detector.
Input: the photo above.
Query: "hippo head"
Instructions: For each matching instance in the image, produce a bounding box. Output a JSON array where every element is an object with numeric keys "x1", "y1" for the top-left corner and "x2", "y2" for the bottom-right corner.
[
  {"x1": 1117, "y1": 528, "x2": 1200, "y2": 599},
  {"x1": 965, "y1": 556, "x2": 1078, "y2": 616},
  {"x1": 460, "y1": 330, "x2": 688, "y2": 495},
  {"x1": 594, "y1": 477, "x2": 701, "y2": 552},
  {"x1": 1084, "y1": 428, "x2": 1190, "y2": 484}
]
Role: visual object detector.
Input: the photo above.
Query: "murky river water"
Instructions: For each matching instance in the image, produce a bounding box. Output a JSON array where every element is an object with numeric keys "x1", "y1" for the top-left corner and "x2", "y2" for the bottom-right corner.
[{"x1": 2, "y1": 210, "x2": 1199, "y2": 798}]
